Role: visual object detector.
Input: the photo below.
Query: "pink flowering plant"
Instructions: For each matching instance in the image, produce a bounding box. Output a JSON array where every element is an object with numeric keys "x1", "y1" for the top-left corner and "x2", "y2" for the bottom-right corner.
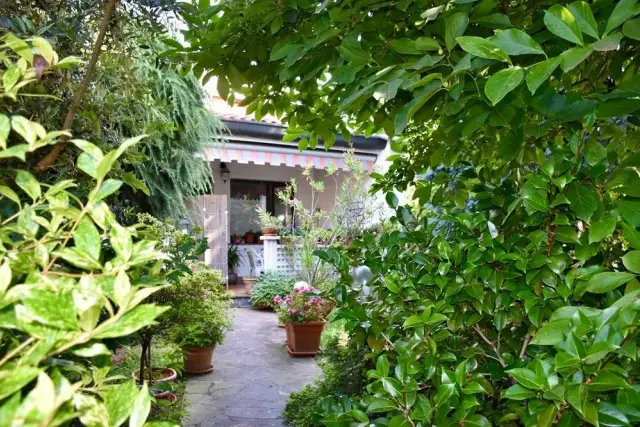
[{"x1": 274, "y1": 287, "x2": 331, "y2": 323}]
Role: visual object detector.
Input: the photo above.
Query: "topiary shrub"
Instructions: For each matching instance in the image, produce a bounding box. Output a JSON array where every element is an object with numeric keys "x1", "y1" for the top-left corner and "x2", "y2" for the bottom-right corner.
[{"x1": 249, "y1": 270, "x2": 294, "y2": 309}]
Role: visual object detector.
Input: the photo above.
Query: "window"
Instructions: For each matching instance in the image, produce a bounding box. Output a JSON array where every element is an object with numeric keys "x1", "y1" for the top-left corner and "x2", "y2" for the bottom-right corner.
[{"x1": 229, "y1": 180, "x2": 289, "y2": 238}]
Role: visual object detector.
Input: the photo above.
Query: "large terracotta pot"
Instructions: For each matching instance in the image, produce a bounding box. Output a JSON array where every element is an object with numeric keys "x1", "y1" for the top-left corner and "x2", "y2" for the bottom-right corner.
[
  {"x1": 285, "y1": 321, "x2": 325, "y2": 356},
  {"x1": 183, "y1": 346, "x2": 214, "y2": 375},
  {"x1": 244, "y1": 233, "x2": 256, "y2": 244}
]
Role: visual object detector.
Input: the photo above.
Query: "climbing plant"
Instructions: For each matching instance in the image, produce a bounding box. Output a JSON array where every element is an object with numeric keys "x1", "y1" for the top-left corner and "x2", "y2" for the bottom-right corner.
[{"x1": 181, "y1": 1, "x2": 640, "y2": 426}]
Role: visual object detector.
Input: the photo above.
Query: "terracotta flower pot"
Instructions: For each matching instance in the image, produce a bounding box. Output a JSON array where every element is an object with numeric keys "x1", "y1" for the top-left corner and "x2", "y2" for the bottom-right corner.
[
  {"x1": 156, "y1": 392, "x2": 178, "y2": 404},
  {"x1": 183, "y1": 346, "x2": 214, "y2": 375},
  {"x1": 244, "y1": 233, "x2": 256, "y2": 244},
  {"x1": 131, "y1": 367, "x2": 177, "y2": 383},
  {"x1": 285, "y1": 321, "x2": 325, "y2": 356},
  {"x1": 262, "y1": 227, "x2": 278, "y2": 236}
]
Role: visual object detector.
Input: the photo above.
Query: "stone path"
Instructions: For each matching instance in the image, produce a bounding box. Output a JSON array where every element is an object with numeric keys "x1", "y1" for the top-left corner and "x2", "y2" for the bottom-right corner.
[{"x1": 184, "y1": 308, "x2": 321, "y2": 426}]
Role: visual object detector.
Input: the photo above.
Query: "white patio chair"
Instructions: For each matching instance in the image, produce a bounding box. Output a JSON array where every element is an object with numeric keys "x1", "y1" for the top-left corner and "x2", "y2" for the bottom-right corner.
[{"x1": 244, "y1": 248, "x2": 264, "y2": 277}]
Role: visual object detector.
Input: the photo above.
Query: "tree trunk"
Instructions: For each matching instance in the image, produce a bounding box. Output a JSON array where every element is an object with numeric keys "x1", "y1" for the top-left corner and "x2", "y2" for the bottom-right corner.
[{"x1": 35, "y1": 0, "x2": 119, "y2": 173}]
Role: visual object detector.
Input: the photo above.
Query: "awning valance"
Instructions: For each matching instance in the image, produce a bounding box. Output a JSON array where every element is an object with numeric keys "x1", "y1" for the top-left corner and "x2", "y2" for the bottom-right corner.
[{"x1": 202, "y1": 143, "x2": 376, "y2": 172}]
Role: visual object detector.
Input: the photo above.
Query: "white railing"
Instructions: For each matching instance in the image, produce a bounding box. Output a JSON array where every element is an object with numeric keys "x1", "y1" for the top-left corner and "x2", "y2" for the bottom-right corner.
[{"x1": 262, "y1": 236, "x2": 301, "y2": 276}]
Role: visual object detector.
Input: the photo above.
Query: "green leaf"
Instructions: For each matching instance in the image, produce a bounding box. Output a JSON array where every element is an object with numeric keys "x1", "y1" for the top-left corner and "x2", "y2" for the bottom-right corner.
[
  {"x1": 485, "y1": 67, "x2": 523, "y2": 105},
  {"x1": 416, "y1": 37, "x2": 440, "y2": 51},
  {"x1": 597, "y1": 402, "x2": 630, "y2": 426},
  {"x1": 560, "y1": 46, "x2": 593, "y2": 72},
  {"x1": 20, "y1": 288, "x2": 79, "y2": 330},
  {"x1": 555, "y1": 226, "x2": 581, "y2": 244},
  {"x1": 584, "y1": 138, "x2": 608, "y2": 165},
  {"x1": 492, "y1": 29, "x2": 545, "y2": 55},
  {"x1": 531, "y1": 319, "x2": 570, "y2": 345},
  {"x1": 0, "y1": 367, "x2": 40, "y2": 400},
  {"x1": 462, "y1": 382, "x2": 488, "y2": 394},
  {"x1": 445, "y1": 13, "x2": 469, "y2": 51},
  {"x1": 606, "y1": 0, "x2": 639, "y2": 36},
  {"x1": 433, "y1": 383, "x2": 456, "y2": 407},
  {"x1": 593, "y1": 33, "x2": 623, "y2": 51},
  {"x1": 0, "y1": 114, "x2": 10, "y2": 148},
  {"x1": 589, "y1": 372, "x2": 630, "y2": 392},
  {"x1": 597, "y1": 98, "x2": 640, "y2": 118},
  {"x1": 465, "y1": 414, "x2": 491, "y2": 427},
  {"x1": 507, "y1": 368, "x2": 544, "y2": 390},
  {"x1": 544, "y1": 4, "x2": 584, "y2": 45},
  {"x1": 589, "y1": 216, "x2": 617, "y2": 243},
  {"x1": 110, "y1": 223, "x2": 133, "y2": 261},
  {"x1": 377, "y1": 354, "x2": 390, "y2": 377},
  {"x1": 617, "y1": 198, "x2": 640, "y2": 226},
  {"x1": 526, "y1": 57, "x2": 562, "y2": 94},
  {"x1": 15, "y1": 171, "x2": 41, "y2": 201},
  {"x1": 394, "y1": 80, "x2": 441, "y2": 133},
  {"x1": 622, "y1": 222, "x2": 640, "y2": 249},
  {"x1": 403, "y1": 315, "x2": 424, "y2": 328},
  {"x1": 622, "y1": 251, "x2": 640, "y2": 273},
  {"x1": 74, "y1": 217, "x2": 101, "y2": 261},
  {"x1": 121, "y1": 172, "x2": 150, "y2": 196},
  {"x1": 456, "y1": 36, "x2": 510, "y2": 61},
  {"x1": 338, "y1": 35, "x2": 371, "y2": 66},
  {"x1": 368, "y1": 398, "x2": 397, "y2": 413},
  {"x1": 568, "y1": 1, "x2": 599, "y2": 39},
  {"x1": 54, "y1": 247, "x2": 103, "y2": 270},
  {"x1": 94, "y1": 304, "x2": 169, "y2": 338},
  {"x1": 623, "y1": 18, "x2": 640, "y2": 40},
  {"x1": 566, "y1": 182, "x2": 598, "y2": 220},
  {"x1": 586, "y1": 272, "x2": 636, "y2": 293},
  {"x1": 104, "y1": 381, "x2": 138, "y2": 427},
  {"x1": 584, "y1": 341, "x2": 617, "y2": 364},
  {"x1": 538, "y1": 404, "x2": 558, "y2": 427},
  {"x1": 503, "y1": 384, "x2": 535, "y2": 400},
  {"x1": 130, "y1": 383, "x2": 152, "y2": 427},
  {"x1": 93, "y1": 179, "x2": 123, "y2": 201}
]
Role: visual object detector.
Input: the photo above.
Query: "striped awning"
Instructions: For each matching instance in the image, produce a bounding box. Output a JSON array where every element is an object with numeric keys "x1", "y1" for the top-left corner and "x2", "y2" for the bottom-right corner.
[{"x1": 202, "y1": 144, "x2": 376, "y2": 172}]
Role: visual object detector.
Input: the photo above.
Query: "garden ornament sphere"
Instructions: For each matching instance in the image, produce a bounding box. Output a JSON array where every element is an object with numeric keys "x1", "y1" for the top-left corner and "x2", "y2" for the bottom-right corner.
[{"x1": 293, "y1": 281, "x2": 310, "y2": 290}]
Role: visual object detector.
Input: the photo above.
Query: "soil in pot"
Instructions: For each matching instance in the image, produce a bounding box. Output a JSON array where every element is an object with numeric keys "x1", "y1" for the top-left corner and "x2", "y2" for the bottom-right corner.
[
  {"x1": 183, "y1": 346, "x2": 214, "y2": 375},
  {"x1": 132, "y1": 367, "x2": 177, "y2": 383},
  {"x1": 285, "y1": 321, "x2": 325, "y2": 356}
]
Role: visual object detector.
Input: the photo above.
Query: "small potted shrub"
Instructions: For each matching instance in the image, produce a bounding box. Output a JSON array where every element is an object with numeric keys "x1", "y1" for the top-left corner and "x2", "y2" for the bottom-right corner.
[
  {"x1": 250, "y1": 271, "x2": 294, "y2": 310},
  {"x1": 256, "y1": 206, "x2": 283, "y2": 236},
  {"x1": 168, "y1": 264, "x2": 233, "y2": 374},
  {"x1": 275, "y1": 288, "x2": 331, "y2": 356},
  {"x1": 228, "y1": 245, "x2": 240, "y2": 285},
  {"x1": 244, "y1": 229, "x2": 256, "y2": 244},
  {"x1": 231, "y1": 234, "x2": 243, "y2": 244}
]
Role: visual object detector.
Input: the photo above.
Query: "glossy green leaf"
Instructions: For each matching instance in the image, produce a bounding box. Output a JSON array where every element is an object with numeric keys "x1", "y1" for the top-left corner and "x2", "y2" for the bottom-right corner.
[
  {"x1": 526, "y1": 57, "x2": 561, "y2": 94},
  {"x1": 456, "y1": 36, "x2": 509, "y2": 61},
  {"x1": 566, "y1": 182, "x2": 598, "y2": 220},
  {"x1": 15, "y1": 171, "x2": 41, "y2": 201},
  {"x1": 567, "y1": 1, "x2": 599, "y2": 39},
  {"x1": 491, "y1": 29, "x2": 544, "y2": 55},
  {"x1": 605, "y1": 0, "x2": 639, "y2": 35},
  {"x1": 623, "y1": 18, "x2": 640, "y2": 40},
  {"x1": 485, "y1": 67, "x2": 524, "y2": 105},
  {"x1": 507, "y1": 368, "x2": 544, "y2": 390},
  {"x1": 503, "y1": 384, "x2": 535, "y2": 400},
  {"x1": 586, "y1": 272, "x2": 636, "y2": 293},
  {"x1": 445, "y1": 13, "x2": 469, "y2": 51},
  {"x1": 544, "y1": 5, "x2": 584, "y2": 45},
  {"x1": 531, "y1": 319, "x2": 570, "y2": 345},
  {"x1": 622, "y1": 251, "x2": 640, "y2": 273},
  {"x1": 617, "y1": 198, "x2": 640, "y2": 226},
  {"x1": 589, "y1": 216, "x2": 616, "y2": 243}
]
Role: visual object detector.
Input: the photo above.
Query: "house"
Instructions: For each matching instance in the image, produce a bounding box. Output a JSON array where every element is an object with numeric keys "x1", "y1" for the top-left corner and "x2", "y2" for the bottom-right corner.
[{"x1": 185, "y1": 96, "x2": 388, "y2": 287}]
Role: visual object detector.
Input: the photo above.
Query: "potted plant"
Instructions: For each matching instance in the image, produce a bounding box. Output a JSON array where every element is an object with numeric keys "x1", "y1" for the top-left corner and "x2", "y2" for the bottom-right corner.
[
  {"x1": 244, "y1": 229, "x2": 256, "y2": 244},
  {"x1": 231, "y1": 234, "x2": 243, "y2": 244},
  {"x1": 256, "y1": 206, "x2": 283, "y2": 236},
  {"x1": 228, "y1": 245, "x2": 240, "y2": 285},
  {"x1": 274, "y1": 287, "x2": 331, "y2": 356},
  {"x1": 168, "y1": 264, "x2": 233, "y2": 375}
]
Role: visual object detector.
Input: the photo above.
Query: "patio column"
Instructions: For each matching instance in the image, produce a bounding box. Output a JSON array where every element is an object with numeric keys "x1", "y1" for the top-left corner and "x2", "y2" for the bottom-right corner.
[{"x1": 261, "y1": 235, "x2": 279, "y2": 271}]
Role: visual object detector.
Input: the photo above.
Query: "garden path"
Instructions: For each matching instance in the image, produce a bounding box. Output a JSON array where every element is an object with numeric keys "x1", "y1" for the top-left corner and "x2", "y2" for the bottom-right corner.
[{"x1": 184, "y1": 308, "x2": 321, "y2": 426}]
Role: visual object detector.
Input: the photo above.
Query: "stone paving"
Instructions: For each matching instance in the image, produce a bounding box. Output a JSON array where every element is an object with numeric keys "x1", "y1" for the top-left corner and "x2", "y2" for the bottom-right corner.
[{"x1": 184, "y1": 308, "x2": 321, "y2": 426}]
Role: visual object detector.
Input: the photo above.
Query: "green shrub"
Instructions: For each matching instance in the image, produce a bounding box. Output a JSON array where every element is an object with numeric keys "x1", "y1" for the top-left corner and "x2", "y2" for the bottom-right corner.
[
  {"x1": 0, "y1": 35, "x2": 167, "y2": 424},
  {"x1": 167, "y1": 263, "x2": 232, "y2": 348},
  {"x1": 249, "y1": 271, "x2": 294, "y2": 309},
  {"x1": 282, "y1": 332, "x2": 370, "y2": 427}
]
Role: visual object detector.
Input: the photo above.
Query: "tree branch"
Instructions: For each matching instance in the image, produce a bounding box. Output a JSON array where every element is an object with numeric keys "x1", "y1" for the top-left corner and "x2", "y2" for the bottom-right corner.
[
  {"x1": 519, "y1": 333, "x2": 531, "y2": 360},
  {"x1": 35, "y1": 0, "x2": 119, "y2": 173},
  {"x1": 473, "y1": 324, "x2": 506, "y2": 368}
]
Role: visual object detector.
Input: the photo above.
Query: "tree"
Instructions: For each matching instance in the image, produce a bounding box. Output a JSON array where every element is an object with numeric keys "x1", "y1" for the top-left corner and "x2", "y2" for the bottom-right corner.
[{"x1": 181, "y1": 1, "x2": 640, "y2": 426}]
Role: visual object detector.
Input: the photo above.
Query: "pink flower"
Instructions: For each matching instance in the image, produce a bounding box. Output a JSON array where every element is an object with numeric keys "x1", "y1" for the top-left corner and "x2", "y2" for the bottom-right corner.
[
  {"x1": 273, "y1": 296, "x2": 282, "y2": 304},
  {"x1": 289, "y1": 308, "x2": 298, "y2": 314}
]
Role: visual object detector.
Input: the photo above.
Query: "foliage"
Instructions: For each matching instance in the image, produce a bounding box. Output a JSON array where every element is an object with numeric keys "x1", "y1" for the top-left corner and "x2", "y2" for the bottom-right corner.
[
  {"x1": 282, "y1": 333, "x2": 370, "y2": 427},
  {"x1": 249, "y1": 270, "x2": 294, "y2": 309},
  {"x1": 0, "y1": 35, "x2": 167, "y2": 425},
  {"x1": 182, "y1": 0, "x2": 640, "y2": 425},
  {"x1": 278, "y1": 152, "x2": 381, "y2": 288},
  {"x1": 167, "y1": 263, "x2": 232, "y2": 348},
  {"x1": 274, "y1": 287, "x2": 331, "y2": 323},
  {"x1": 109, "y1": 339, "x2": 189, "y2": 425},
  {"x1": 137, "y1": 214, "x2": 208, "y2": 282},
  {"x1": 228, "y1": 244, "x2": 241, "y2": 271},
  {"x1": 256, "y1": 206, "x2": 284, "y2": 229}
]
